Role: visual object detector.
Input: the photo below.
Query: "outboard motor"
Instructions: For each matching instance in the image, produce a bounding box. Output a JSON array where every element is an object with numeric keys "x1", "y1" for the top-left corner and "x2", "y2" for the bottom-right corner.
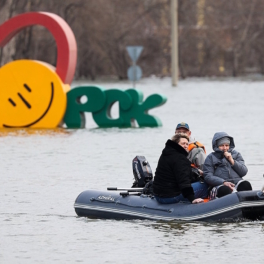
[{"x1": 131, "y1": 156, "x2": 153, "y2": 187}]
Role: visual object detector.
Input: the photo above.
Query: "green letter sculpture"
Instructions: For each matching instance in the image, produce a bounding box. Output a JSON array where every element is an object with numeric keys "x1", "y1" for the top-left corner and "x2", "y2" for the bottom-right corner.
[
  {"x1": 120, "y1": 89, "x2": 167, "y2": 127},
  {"x1": 64, "y1": 86, "x2": 167, "y2": 128},
  {"x1": 92, "y1": 89, "x2": 132, "y2": 127},
  {"x1": 64, "y1": 86, "x2": 106, "y2": 128}
]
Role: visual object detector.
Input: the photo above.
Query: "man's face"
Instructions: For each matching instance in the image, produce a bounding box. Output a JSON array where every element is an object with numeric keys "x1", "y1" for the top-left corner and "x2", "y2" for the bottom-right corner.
[
  {"x1": 218, "y1": 144, "x2": 230, "y2": 152},
  {"x1": 175, "y1": 127, "x2": 191, "y2": 136}
]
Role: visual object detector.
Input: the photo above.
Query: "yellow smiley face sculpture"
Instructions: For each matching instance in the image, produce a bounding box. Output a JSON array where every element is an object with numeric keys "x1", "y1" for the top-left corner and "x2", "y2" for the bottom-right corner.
[{"x1": 0, "y1": 60, "x2": 69, "y2": 128}]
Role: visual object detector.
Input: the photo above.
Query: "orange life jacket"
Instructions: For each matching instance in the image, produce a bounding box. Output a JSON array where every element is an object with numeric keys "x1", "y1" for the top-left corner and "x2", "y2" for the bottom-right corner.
[
  {"x1": 188, "y1": 141, "x2": 206, "y2": 153},
  {"x1": 189, "y1": 141, "x2": 208, "y2": 199},
  {"x1": 188, "y1": 141, "x2": 206, "y2": 169}
]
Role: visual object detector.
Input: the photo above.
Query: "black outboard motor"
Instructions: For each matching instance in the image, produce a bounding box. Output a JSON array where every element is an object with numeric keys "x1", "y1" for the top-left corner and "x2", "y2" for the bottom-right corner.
[{"x1": 131, "y1": 156, "x2": 153, "y2": 188}]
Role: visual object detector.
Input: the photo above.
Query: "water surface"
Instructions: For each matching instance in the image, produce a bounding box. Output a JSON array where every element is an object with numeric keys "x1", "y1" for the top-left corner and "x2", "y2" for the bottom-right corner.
[{"x1": 1, "y1": 78, "x2": 264, "y2": 263}]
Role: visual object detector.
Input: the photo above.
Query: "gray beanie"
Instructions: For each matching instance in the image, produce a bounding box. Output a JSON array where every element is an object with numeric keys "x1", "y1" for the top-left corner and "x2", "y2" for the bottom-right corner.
[{"x1": 217, "y1": 137, "x2": 230, "y2": 147}]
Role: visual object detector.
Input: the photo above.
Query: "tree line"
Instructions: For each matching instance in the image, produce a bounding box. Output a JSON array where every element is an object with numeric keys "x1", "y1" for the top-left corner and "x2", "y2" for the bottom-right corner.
[{"x1": 0, "y1": 0, "x2": 264, "y2": 80}]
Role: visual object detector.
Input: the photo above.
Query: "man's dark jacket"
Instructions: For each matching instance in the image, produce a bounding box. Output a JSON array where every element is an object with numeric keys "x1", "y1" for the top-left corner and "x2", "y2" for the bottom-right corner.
[{"x1": 153, "y1": 139, "x2": 195, "y2": 202}]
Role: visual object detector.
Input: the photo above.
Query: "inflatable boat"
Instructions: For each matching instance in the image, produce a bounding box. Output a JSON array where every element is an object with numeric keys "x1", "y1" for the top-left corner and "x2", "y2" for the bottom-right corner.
[{"x1": 74, "y1": 188, "x2": 264, "y2": 222}]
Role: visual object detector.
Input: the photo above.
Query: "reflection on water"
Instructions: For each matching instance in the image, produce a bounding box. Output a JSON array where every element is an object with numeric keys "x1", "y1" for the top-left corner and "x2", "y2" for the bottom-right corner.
[
  {"x1": 1, "y1": 78, "x2": 264, "y2": 263},
  {"x1": 0, "y1": 128, "x2": 74, "y2": 137},
  {"x1": 144, "y1": 221, "x2": 248, "y2": 236}
]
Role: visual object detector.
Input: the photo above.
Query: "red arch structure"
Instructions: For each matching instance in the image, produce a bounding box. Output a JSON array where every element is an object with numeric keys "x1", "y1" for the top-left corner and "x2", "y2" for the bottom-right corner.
[{"x1": 0, "y1": 12, "x2": 77, "y2": 84}]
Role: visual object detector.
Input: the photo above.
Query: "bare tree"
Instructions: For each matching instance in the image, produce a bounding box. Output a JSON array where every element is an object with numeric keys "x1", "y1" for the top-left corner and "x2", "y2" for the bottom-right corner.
[{"x1": 1, "y1": 0, "x2": 264, "y2": 78}]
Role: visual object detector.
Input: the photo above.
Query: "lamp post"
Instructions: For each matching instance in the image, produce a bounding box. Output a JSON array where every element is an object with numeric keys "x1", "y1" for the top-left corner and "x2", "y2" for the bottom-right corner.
[{"x1": 171, "y1": 0, "x2": 178, "y2": 87}]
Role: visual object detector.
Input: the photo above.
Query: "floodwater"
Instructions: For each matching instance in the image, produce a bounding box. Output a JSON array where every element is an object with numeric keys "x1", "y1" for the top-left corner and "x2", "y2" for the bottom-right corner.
[{"x1": 1, "y1": 77, "x2": 264, "y2": 263}]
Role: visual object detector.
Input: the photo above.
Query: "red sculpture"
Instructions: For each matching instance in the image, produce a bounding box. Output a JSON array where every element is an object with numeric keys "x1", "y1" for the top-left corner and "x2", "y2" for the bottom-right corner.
[{"x1": 0, "y1": 12, "x2": 77, "y2": 84}]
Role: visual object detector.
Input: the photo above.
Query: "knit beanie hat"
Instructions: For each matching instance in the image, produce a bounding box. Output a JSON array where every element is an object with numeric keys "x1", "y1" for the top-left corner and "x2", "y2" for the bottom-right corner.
[{"x1": 217, "y1": 137, "x2": 230, "y2": 147}]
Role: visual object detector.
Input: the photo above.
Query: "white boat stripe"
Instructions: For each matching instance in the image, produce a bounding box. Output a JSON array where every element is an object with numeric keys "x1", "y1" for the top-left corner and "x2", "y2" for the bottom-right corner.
[{"x1": 74, "y1": 200, "x2": 264, "y2": 221}]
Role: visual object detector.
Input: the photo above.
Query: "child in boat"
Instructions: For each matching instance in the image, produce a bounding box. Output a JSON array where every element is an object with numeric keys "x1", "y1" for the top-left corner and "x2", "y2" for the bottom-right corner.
[
  {"x1": 153, "y1": 133, "x2": 208, "y2": 204},
  {"x1": 203, "y1": 132, "x2": 252, "y2": 199}
]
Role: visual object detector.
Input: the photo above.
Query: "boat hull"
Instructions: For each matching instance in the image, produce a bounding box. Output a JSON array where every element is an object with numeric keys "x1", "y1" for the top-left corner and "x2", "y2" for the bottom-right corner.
[{"x1": 74, "y1": 190, "x2": 264, "y2": 222}]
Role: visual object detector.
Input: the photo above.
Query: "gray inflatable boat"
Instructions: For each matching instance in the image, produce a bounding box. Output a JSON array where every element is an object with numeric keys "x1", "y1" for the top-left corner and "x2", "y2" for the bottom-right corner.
[{"x1": 74, "y1": 188, "x2": 264, "y2": 222}]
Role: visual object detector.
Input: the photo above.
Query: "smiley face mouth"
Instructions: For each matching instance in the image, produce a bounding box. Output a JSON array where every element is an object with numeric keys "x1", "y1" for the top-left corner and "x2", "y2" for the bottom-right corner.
[{"x1": 3, "y1": 82, "x2": 54, "y2": 128}]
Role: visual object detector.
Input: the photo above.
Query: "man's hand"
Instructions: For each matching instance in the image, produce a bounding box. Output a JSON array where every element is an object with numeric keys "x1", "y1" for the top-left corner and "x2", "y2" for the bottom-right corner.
[
  {"x1": 223, "y1": 181, "x2": 235, "y2": 190},
  {"x1": 224, "y1": 152, "x2": 235, "y2": 165},
  {"x1": 192, "y1": 198, "x2": 204, "y2": 204}
]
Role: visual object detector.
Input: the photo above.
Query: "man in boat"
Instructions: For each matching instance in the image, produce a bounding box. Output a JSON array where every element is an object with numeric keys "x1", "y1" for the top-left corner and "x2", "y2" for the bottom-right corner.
[
  {"x1": 175, "y1": 122, "x2": 206, "y2": 175},
  {"x1": 153, "y1": 133, "x2": 208, "y2": 204},
  {"x1": 203, "y1": 132, "x2": 252, "y2": 199}
]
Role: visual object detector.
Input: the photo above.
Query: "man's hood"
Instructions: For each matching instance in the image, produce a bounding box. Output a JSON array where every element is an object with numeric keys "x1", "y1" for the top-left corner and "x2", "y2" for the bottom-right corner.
[{"x1": 212, "y1": 132, "x2": 235, "y2": 152}]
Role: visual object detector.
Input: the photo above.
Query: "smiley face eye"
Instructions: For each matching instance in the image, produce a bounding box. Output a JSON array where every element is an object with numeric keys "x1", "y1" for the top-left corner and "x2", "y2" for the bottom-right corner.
[
  {"x1": 8, "y1": 84, "x2": 32, "y2": 109},
  {"x1": 24, "y1": 84, "x2": 31, "y2": 92},
  {"x1": 17, "y1": 92, "x2": 31, "y2": 109},
  {"x1": 8, "y1": 98, "x2": 16, "y2": 107}
]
